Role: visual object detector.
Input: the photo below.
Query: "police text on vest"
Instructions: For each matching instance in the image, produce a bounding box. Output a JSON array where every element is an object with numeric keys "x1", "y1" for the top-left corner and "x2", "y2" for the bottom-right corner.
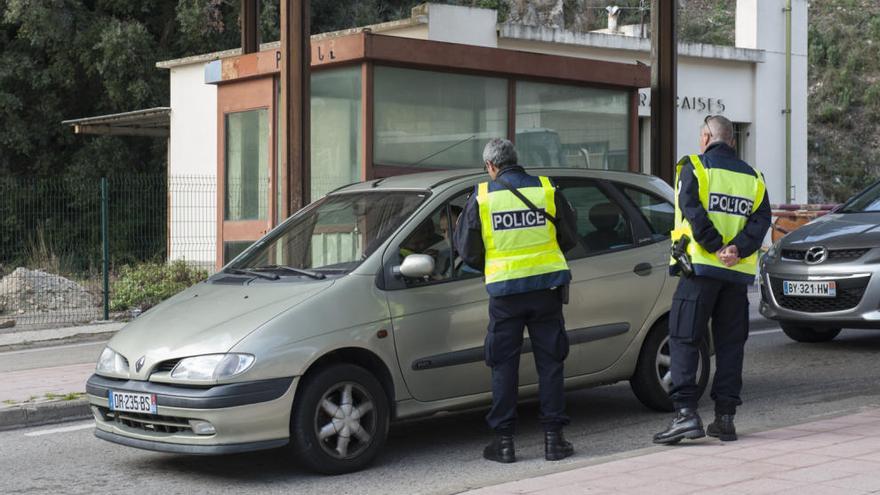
[
  {"x1": 708, "y1": 193, "x2": 753, "y2": 217},
  {"x1": 492, "y1": 209, "x2": 547, "y2": 231}
]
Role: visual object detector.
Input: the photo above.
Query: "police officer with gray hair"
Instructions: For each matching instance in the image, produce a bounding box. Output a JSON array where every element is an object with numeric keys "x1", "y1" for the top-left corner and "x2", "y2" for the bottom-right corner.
[
  {"x1": 454, "y1": 138, "x2": 578, "y2": 463},
  {"x1": 653, "y1": 115, "x2": 771, "y2": 445}
]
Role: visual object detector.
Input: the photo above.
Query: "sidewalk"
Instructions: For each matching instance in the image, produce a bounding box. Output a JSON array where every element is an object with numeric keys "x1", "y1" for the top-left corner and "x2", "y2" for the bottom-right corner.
[
  {"x1": 0, "y1": 322, "x2": 124, "y2": 429},
  {"x1": 462, "y1": 409, "x2": 880, "y2": 495}
]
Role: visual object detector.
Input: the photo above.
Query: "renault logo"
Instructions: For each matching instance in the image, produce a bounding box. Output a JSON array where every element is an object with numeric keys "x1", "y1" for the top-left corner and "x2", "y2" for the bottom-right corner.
[
  {"x1": 135, "y1": 356, "x2": 146, "y2": 373},
  {"x1": 804, "y1": 246, "x2": 828, "y2": 265}
]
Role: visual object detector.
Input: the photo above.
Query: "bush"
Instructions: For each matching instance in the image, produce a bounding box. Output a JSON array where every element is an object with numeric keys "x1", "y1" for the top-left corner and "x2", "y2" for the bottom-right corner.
[{"x1": 110, "y1": 260, "x2": 208, "y2": 311}]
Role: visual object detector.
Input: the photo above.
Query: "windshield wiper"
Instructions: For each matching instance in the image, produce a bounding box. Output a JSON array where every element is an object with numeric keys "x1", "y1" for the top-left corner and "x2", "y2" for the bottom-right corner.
[
  {"x1": 253, "y1": 265, "x2": 326, "y2": 280},
  {"x1": 224, "y1": 268, "x2": 280, "y2": 280}
]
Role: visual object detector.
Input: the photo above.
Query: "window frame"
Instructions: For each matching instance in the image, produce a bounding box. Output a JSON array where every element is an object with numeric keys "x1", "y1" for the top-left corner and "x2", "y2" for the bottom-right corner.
[
  {"x1": 552, "y1": 176, "x2": 653, "y2": 259},
  {"x1": 609, "y1": 181, "x2": 674, "y2": 246},
  {"x1": 381, "y1": 187, "x2": 481, "y2": 291}
]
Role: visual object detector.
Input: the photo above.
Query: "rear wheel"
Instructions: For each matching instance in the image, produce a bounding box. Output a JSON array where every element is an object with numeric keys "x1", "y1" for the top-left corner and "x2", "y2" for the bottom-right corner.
[
  {"x1": 781, "y1": 324, "x2": 841, "y2": 343},
  {"x1": 290, "y1": 363, "x2": 389, "y2": 474},
  {"x1": 630, "y1": 318, "x2": 710, "y2": 412}
]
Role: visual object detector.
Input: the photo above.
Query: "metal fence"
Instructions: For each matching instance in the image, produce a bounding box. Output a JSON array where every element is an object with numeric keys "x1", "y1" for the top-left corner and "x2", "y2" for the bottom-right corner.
[{"x1": 0, "y1": 175, "x2": 216, "y2": 329}]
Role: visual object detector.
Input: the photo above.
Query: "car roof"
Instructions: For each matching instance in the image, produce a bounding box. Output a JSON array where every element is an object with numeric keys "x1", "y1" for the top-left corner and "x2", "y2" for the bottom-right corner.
[{"x1": 331, "y1": 167, "x2": 670, "y2": 197}]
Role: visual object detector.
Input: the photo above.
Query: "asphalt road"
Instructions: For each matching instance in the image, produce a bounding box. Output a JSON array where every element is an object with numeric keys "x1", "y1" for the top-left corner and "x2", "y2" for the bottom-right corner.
[{"x1": 4, "y1": 325, "x2": 880, "y2": 495}]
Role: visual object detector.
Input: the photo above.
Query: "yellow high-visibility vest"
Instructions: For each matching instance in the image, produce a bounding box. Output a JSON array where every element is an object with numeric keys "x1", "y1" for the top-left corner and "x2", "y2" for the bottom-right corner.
[
  {"x1": 671, "y1": 154, "x2": 766, "y2": 284},
  {"x1": 477, "y1": 176, "x2": 570, "y2": 296}
]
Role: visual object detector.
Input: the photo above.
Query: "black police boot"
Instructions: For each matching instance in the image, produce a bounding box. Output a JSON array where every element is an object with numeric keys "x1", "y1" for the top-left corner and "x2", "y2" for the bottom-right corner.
[
  {"x1": 483, "y1": 434, "x2": 516, "y2": 463},
  {"x1": 707, "y1": 414, "x2": 737, "y2": 441},
  {"x1": 544, "y1": 430, "x2": 574, "y2": 461},
  {"x1": 652, "y1": 408, "x2": 705, "y2": 445}
]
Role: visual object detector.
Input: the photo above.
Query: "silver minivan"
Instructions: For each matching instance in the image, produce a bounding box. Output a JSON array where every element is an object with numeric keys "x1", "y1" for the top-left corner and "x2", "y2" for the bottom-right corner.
[{"x1": 87, "y1": 168, "x2": 708, "y2": 474}]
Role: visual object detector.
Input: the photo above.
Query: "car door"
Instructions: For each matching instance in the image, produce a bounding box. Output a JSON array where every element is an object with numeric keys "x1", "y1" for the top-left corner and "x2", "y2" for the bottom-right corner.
[
  {"x1": 553, "y1": 177, "x2": 667, "y2": 377},
  {"x1": 383, "y1": 190, "x2": 494, "y2": 402}
]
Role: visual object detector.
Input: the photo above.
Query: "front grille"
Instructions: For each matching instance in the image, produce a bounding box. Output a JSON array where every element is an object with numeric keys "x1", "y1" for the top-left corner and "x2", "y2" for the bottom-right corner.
[
  {"x1": 770, "y1": 276, "x2": 870, "y2": 313},
  {"x1": 153, "y1": 359, "x2": 180, "y2": 374},
  {"x1": 829, "y1": 249, "x2": 870, "y2": 261},
  {"x1": 781, "y1": 249, "x2": 806, "y2": 261},
  {"x1": 781, "y1": 248, "x2": 869, "y2": 263},
  {"x1": 97, "y1": 406, "x2": 192, "y2": 434}
]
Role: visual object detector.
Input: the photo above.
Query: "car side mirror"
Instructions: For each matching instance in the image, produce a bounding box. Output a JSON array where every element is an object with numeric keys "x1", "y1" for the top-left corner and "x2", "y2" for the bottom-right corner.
[{"x1": 394, "y1": 254, "x2": 435, "y2": 279}]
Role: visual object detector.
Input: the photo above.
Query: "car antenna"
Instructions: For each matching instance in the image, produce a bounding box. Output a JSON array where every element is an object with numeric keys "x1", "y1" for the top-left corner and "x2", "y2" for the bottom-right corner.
[{"x1": 408, "y1": 134, "x2": 477, "y2": 168}]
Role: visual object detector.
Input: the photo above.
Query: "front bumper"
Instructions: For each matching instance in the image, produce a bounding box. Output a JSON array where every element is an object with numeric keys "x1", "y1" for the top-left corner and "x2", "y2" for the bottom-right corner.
[
  {"x1": 87, "y1": 374, "x2": 298, "y2": 454},
  {"x1": 759, "y1": 261, "x2": 880, "y2": 328}
]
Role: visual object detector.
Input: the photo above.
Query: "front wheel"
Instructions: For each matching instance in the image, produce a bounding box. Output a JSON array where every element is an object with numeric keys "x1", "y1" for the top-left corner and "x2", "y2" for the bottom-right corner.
[
  {"x1": 630, "y1": 318, "x2": 710, "y2": 412},
  {"x1": 781, "y1": 324, "x2": 841, "y2": 343},
  {"x1": 290, "y1": 363, "x2": 389, "y2": 474}
]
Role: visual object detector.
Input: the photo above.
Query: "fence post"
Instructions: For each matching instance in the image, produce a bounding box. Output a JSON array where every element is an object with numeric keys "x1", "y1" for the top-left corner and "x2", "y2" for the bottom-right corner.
[{"x1": 101, "y1": 177, "x2": 109, "y2": 321}]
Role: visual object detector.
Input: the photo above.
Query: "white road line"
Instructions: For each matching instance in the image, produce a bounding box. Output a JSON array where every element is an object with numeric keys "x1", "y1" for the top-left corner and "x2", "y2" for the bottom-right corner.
[
  {"x1": 750, "y1": 328, "x2": 783, "y2": 336},
  {"x1": 24, "y1": 422, "x2": 94, "y2": 437},
  {"x1": 0, "y1": 341, "x2": 106, "y2": 356}
]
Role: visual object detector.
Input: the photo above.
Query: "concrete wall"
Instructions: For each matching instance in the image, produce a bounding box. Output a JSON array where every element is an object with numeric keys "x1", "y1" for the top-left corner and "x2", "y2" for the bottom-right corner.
[
  {"x1": 737, "y1": 0, "x2": 809, "y2": 204},
  {"x1": 168, "y1": 63, "x2": 217, "y2": 268}
]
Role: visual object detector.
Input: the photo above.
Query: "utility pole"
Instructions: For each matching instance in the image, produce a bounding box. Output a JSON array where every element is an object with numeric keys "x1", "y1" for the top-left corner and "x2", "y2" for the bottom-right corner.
[
  {"x1": 241, "y1": 0, "x2": 260, "y2": 54},
  {"x1": 650, "y1": 0, "x2": 677, "y2": 184},
  {"x1": 280, "y1": 0, "x2": 310, "y2": 214}
]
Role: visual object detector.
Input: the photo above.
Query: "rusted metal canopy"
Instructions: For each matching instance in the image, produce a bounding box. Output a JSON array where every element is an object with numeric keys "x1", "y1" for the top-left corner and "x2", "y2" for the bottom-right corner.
[{"x1": 62, "y1": 107, "x2": 170, "y2": 137}]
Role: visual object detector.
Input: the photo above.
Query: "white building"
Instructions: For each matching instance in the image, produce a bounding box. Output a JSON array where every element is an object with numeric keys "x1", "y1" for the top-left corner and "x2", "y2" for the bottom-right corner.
[{"x1": 156, "y1": 1, "x2": 808, "y2": 268}]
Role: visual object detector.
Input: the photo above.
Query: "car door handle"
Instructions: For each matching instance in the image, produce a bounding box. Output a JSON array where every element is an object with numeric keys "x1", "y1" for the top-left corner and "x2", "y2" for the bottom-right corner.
[{"x1": 633, "y1": 262, "x2": 652, "y2": 277}]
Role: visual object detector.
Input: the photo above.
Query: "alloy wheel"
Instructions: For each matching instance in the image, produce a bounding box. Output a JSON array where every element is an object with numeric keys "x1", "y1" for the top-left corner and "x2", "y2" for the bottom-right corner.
[{"x1": 314, "y1": 381, "x2": 377, "y2": 459}]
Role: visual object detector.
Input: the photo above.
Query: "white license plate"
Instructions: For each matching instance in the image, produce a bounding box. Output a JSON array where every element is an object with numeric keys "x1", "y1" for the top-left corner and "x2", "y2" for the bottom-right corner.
[
  {"x1": 783, "y1": 280, "x2": 837, "y2": 298},
  {"x1": 108, "y1": 390, "x2": 157, "y2": 414}
]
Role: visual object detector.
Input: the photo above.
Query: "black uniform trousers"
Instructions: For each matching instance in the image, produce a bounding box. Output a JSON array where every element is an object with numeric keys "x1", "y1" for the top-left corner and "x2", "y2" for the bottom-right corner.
[
  {"x1": 484, "y1": 288, "x2": 570, "y2": 435},
  {"x1": 668, "y1": 275, "x2": 750, "y2": 414}
]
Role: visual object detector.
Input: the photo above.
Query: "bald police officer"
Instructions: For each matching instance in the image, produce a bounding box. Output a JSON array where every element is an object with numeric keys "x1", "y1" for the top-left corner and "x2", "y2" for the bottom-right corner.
[
  {"x1": 653, "y1": 115, "x2": 771, "y2": 445},
  {"x1": 454, "y1": 138, "x2": 578, "y2": 463}
]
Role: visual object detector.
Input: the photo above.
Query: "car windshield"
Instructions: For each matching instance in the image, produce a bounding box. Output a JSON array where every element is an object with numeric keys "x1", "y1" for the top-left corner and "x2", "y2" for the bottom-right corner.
[
  {"x1": 839, "y1": 180, "x2": 880, "y2": 213},
  {"x1": 229, "y1": 190, "x2": 429, "y2": 274}
]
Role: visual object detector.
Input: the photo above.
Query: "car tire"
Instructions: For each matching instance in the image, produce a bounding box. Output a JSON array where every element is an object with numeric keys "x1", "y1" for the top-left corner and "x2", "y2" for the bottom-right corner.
[
  {"x1": 780, "y1": 324, "x2": 841, "y2": 343},
  {"x1": 630, "y1": 318, "x2": 711, "y2": 412},
  {"x1": 289, "y1": 363, "x2": 389, "y2": 475}
]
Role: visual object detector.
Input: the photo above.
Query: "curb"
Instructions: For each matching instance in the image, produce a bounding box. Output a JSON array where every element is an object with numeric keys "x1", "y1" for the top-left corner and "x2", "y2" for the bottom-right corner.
[{"x1": 0, "y1": 398, "x2": 91, "y2": 432}]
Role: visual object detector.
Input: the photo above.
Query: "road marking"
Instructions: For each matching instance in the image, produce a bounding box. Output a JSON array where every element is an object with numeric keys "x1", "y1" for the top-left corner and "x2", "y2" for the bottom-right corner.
[
  {"x1": 0, "y1": 341, "x2": 106, "y2": 357},
  {"x1": 24, "y1": 422, "x2": 93, "y2": 437},
  {"x1": 750, "y1": 328, "x2": 783, "y2": 336}
]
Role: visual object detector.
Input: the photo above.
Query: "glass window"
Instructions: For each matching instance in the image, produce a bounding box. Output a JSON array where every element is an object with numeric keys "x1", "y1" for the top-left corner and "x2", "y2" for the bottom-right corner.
[
  {"x1": 225, "y1": 109, "x2": 269, "y2": 220},
  {"x1": 374, "y1": 66, "x2": 507, "y2": 169},
  {"x1": 231, "y1": 191, "x2": 427, "y2": 273},
  {"x1": 399, "y1": 192, "x2": 480, "y2": 286},
  {"x1": 556, "y1": 180, "x2": 634, "y2": 258},
  {"x1": 840, "y1": 180, "x2": 880, "y2": 213},
  {"x1": 517, "y1": 82, "x2": 630, "y2": 171},
  {"x1": 622, "y1": 186, "x2": 675, "y2": 240},
  {"x1": 224, "y1": 241, "x2": 254, "y2": 265},
  {"x1": 311, "y1": 66, "x2": 363, "y2": 200}
]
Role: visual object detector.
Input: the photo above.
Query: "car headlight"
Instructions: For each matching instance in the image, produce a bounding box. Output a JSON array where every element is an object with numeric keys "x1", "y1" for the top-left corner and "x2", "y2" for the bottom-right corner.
[
  {"x1": 170, "y1": 354, "x2": 255, "y2": 381},
  {"x1": 96, "y1": 347, "x2": 129, "y2": 376},
  {"x1": 765, "y1": 240, "x2": 782, "y2": 259}
]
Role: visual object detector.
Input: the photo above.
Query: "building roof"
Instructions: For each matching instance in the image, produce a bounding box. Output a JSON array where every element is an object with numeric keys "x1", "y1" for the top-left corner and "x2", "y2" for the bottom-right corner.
[
  {"x1": 499, "y1": 24, "x2": 766, "y2": 63},
  {"x1": 62, "y1": 107, "x2": 171, "y2": 137}
]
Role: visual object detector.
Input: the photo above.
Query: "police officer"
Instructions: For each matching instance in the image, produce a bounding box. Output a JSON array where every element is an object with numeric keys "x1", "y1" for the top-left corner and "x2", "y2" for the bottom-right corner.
[
  {"x1": 653, "y1": 115, "x2": 771, "y2": 445},
  {"x1": 454, "y1": 138, "x2": 578, "y2": 463}
]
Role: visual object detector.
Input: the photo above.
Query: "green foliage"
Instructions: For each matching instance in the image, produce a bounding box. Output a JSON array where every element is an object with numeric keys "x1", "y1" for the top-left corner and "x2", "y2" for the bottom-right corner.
[
  {"x1": 808, "y1": 0, "x2": 880, "y2": 202},
  {"x1": 110, "y1": 260, "x2": 207, "y2": 311}
]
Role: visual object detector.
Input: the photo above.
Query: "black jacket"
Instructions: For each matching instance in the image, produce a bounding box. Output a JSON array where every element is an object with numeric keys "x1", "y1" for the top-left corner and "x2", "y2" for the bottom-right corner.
[
  {"x1": 678, "y1": 142, "x2": 771, "y2": 259},
  {"x1": 453, "y1": 166, "x2": 577, "y2": 272}
]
